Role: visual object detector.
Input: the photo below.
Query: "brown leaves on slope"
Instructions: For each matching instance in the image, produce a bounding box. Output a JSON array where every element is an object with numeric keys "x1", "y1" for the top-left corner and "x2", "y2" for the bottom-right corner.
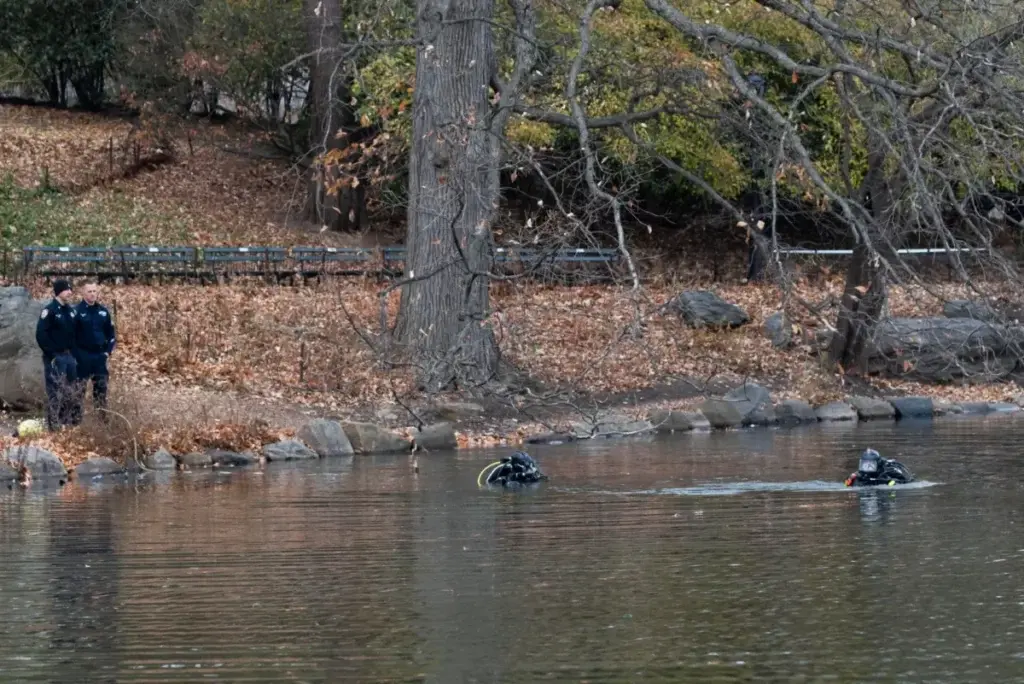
[
  {"x1": 0, "y1": 104, "x2": 369, "y2": 248},
  {"x1": 21, "y1": 275, "x2": 1015, "y2": 418},
  {"x1": 498, "y1": 283, "x2": 809, "y2": 396},
  {"x1": 0, "y1": 105, "x2": 133, "y2": 188},
  {"x1": 14, "y1": 274, "x2": 1024, "y2": 467},
  {"x1": 32, "y1": 279, "x2": 409, "y2": 411}
]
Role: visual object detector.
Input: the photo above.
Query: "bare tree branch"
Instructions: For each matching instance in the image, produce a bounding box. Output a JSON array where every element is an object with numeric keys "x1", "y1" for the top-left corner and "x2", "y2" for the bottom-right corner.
[{"x1": 566, "y1": 0, "x2": 640, "y2": 290}]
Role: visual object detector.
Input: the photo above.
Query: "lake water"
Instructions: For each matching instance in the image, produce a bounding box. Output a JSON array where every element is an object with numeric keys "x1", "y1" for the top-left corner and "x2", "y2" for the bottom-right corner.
[{"x1": 3, "y1": 415, "x2": 1024, "y2": 682}]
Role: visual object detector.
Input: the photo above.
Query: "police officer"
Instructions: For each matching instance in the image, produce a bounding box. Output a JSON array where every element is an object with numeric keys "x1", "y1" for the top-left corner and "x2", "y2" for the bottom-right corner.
[
  {"x1": 73, "y1": 280, "x2": 116, "y2": 420},
  {"x1": 36, "y1": 279, "x2": 79, "y2": 431}
]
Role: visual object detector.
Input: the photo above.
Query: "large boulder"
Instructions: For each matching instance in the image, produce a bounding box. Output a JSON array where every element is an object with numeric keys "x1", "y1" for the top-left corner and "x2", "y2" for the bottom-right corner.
[
  {"x1": 847, "y1": 396, "x2": 896, "y2": 421},
  {"x1": 0, "y1": 287, "x2": 48, "y2": 408},
  {"x1": 297, "y1": 419, "x2": 354, "y2": 457},
  {"x1": 723, "y1": 381, "x2": 772, "y2": 424},
  {"x1": 74, "y1": 457, "x2": 124, "y2": 477},
  {"x1": 144, "y1": 448, "x2": 177, "y2": 471},
  {"x1": 888, "y1": 396, "x2": 934, "y2": 419},
  {"x1": 775, "y1": 399, "x2": 818, "y2": 424},
  {"x1": 340, "y1": 422, "x2": 411, "y2": 454},
  {"x1": 263, "y1": 439, "x2": 319, "y2": 462},
  {"x1": 699, "y1": 399, "x2": 744, "y2": 428},
  {"x1": 5, "y1": 445, "x2": 66, "y2": 478},
  {"x1": 815, "y1": 402, "x2": 858, "y2": 422},
  {"x1": 745, "y1": 404, "x2": 777, "y2": 426},
  {"x1": 178, "y1": 452, "x2": 211, "y2": 468},
  {"x1": 647, "y1": 410, "x2": 711, "y2": 433},
  {"x1": 206, "y1": 449, "x2": 258, "y2": 466},
  {"x1": 958, "y1": 401, "x2": 991, "y2": 415},
  {"x1": 672, "y1": 291, "x2": 750, "y2": 329},
  {"x1": 413, "y1": 423, "x2": 458, "y2": 451},
  {"x1": 866, "y1": 317, "x2": 1024, "y2": 382}
]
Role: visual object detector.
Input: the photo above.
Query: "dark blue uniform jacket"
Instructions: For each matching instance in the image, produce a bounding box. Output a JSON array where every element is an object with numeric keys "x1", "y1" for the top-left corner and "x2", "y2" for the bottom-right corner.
[
  {"x1": 35, "y1": 300, "x2": 77, "y2": 359},
  {"x1": 74, "y1": 301, "x2": 116, "y2": 376}
]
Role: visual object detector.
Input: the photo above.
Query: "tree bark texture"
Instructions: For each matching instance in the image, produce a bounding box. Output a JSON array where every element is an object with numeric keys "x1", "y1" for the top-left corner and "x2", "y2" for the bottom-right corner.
[
  {"x1": 394, "y1": 0, "x2": 501, "y2": 392},
  {"x1": 829, "y1": 243, "x2": 888, "y2": 371},
  {"x1": 829, "y1": 128, "x2": 892, "y2": 371},
  {"x1": 303, "y1": 0, "x2": 361, "y2": 231}
]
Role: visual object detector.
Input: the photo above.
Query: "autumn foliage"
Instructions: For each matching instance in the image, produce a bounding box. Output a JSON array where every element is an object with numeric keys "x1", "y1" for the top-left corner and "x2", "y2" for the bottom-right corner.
[{"x1": 2, "y1": 104, "x2": 1022, "y2": 466}]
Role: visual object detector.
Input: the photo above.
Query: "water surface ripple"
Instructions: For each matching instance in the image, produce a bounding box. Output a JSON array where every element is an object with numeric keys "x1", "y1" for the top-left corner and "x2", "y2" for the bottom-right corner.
[{"x1": 3, "y1": 415, "x2": 1024, "y2": 682}]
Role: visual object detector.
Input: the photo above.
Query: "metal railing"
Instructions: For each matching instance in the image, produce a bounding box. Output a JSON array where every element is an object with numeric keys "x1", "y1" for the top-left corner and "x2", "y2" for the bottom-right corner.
[
  {"x1": 17, "y1": 244, "x2": 624, "y2": 281},
  {"x1": 778, "y1": 247, "x2": 985, "y2": 256}
]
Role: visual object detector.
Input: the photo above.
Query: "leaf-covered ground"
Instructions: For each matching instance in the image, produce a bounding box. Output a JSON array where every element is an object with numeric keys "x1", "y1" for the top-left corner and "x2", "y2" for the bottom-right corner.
[
  {"x1": 5, "y1": 276, "x2": 1017, "y2": 466},
  {"x1": 2, "y1": 104, "x2": 1021, "y2": 465},
  {"x1": 0, "y1": 104, "x2": 377, "y2": 249}
]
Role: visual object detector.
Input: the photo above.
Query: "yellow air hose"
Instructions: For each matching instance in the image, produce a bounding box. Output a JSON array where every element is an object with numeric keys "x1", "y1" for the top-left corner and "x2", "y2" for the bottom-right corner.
[{"x1": 477, "y1": 460, "x2": 504, "y2": 488}]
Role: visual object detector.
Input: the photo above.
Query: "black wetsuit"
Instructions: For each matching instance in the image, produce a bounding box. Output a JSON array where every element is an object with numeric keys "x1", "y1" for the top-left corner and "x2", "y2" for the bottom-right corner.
[
  {"x1": 845, "y1": 459, "x2": 914, "y2": 487},
  {"x1": 485, "y1": 452, "x2": 548, "y2": 488}
]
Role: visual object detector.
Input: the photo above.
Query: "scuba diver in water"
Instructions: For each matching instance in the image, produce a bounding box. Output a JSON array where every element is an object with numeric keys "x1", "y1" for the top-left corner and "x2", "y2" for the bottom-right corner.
[
  {"x1": 477, "y1": 451, "x2": 548, "y2": 488},
  {"x1": 844, "y1": 448, "x2": 914, "y2": 487}
]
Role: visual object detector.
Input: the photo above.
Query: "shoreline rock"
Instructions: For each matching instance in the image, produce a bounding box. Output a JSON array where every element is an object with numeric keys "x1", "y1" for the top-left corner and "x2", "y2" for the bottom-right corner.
[
  {"x1": 888, "y1": 396, "x2": 934, "y2": 419},
  {"x1": 73, "y1": 457, "x2": 124, "y2": 477},
  {"x1": 178, "y1": 452, "x2": 212, "y2": 468},
  {"x1": 815, "y1": 402, "x2": 858, "y2": 422},
  {"x1": 207, "y1": 449, "x2": 258, "y2": 467},
  {"x1": 297, "y1": 419, "x2": 354, "y2": 458},
  {"x1": 263, "y1": 439, "x2": 318, "y2": 462},
  {"x1": 848, "y1": 396, "x2": 896, "y2": 421},
  {"x1": 648, "y1": 409, "x2": 711, "y2": 433},
  {"x1": 776, "y1": 399, "x2": 817, "y2": 425},
  {"x1": 724, "y1": 381, "x2": 772, "y2": 424},
  {"x1": 341, "y1": 421, "x2": 411, "y2": 454},
  {"x1": 413, "y1": 423, "x2": 458, "y2": 451},
  {"x1": 4, "y1": 445, "x2": 66, "y2": 479},
  {"x1": 699, "y1": 399, "x2": 744, "y2": 428},
  {"x1": 144, "y1": 448, "x2": 177, "y2": 470},
  {"x1": 10, "y1": 383, "x2": 1024, "y2": 478}
]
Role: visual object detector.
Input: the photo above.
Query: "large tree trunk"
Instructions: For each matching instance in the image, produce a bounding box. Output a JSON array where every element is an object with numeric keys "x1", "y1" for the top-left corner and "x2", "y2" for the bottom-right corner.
[
  {"x1": 829, "y1": 243, "x2": 888, "y2": 371},
  {"x1": 829, "y1": 130, "x2": 892, "y2": 372},
  {"x1": 303, "y1": 0, "x2": 357, "y2": 229},
  {"x1": 393, "y1": 0, "x2": 501, "y2": 392}
]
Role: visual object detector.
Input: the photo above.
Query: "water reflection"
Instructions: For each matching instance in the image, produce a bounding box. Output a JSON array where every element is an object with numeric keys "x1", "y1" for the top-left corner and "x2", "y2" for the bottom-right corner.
[
  {"x1": 2, "y1": 416, "x2": 1024, "y2": 681},
  {"x1": 856, "y1": 488, "x2": 899, "y2": 524}
]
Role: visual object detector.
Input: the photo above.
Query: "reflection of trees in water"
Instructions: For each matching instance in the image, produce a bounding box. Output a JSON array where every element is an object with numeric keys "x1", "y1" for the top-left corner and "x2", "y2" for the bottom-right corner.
[
  {"x1": 110, "y1": 464, "x2": 425, "y2": 681},
  {"x1": 47, "y1": 487, "x2": 120, "y2": 680},
  {"x1": 407, "y1": 456, "x2": 509, "y2": 683},
  {"x1": 465, "y1": 491, "x2": 883, "y2": 680},
  {"x1": 0, "y1": 489, "x2": 58, "y2": 673},
  {"x1": 9, "y1": 426, "x2": 1023, "y2": 681},
  {"x1": 0, "y1": 486, "x2": 120, "y2": 680}
]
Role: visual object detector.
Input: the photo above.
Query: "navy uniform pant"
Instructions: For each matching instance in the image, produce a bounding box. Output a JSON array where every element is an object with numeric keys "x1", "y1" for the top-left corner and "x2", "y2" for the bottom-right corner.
[
  {"x1": 43, "y1": 352, "x2": 78, "y2": 430},
  {"x1": 73, "y1": 351, "x2": 109, "y2": 424}
]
